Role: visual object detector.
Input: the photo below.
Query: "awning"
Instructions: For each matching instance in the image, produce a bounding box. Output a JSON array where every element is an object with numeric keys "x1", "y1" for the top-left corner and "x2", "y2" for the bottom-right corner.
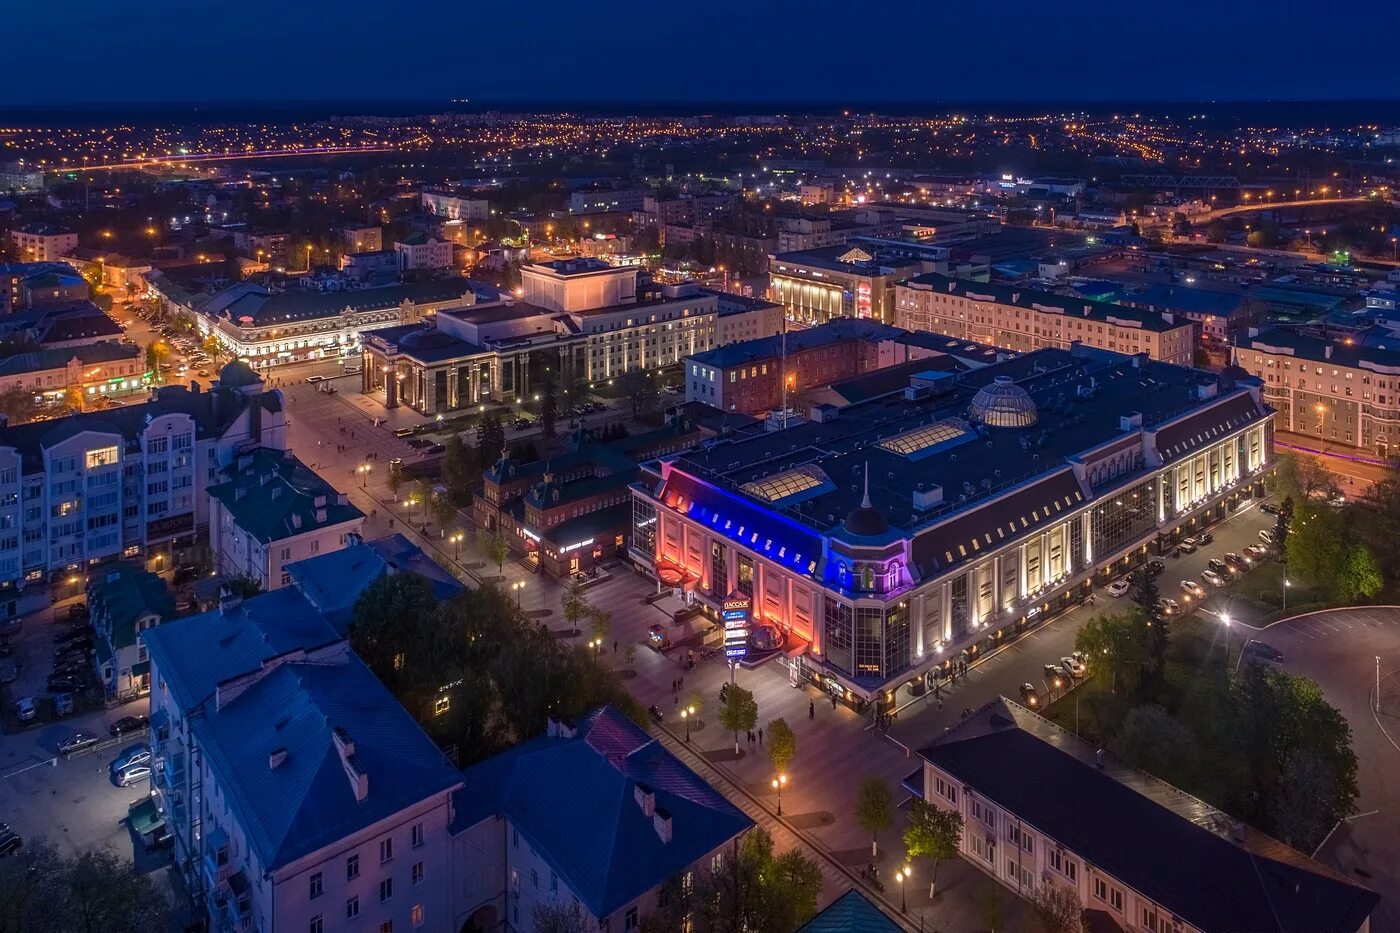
[
  {"x1": 128, "y1": 797, "x2": 164, "y2": 836},
  {"x1": 901, "y1": 768, "x2": 925, "y2": 800},
  {"x1": 782, "y1": 635, "x2": 810, "y2": 659},
  {"x1": 654, "y1": 559, "x2": 699, "y2": 592},
  {"x1": 131, "y1": 660, "x2": 150, "y2": 677}
]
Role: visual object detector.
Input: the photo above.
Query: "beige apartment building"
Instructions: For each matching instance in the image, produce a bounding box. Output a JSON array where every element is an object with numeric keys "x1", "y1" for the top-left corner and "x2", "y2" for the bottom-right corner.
[{"x1": 896, "y1": 273, "x2": 1195, "y2": 366}]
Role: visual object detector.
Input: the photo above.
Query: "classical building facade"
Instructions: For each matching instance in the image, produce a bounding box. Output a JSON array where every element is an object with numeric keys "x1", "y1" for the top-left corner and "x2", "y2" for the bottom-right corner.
[{"x1": 632, "y1": 346, "x2": 1272, "y2": 707}]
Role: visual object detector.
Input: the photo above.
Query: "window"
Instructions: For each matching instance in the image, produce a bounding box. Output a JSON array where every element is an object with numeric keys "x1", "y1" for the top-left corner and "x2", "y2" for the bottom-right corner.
[
  {"x1": 411, "y1": 905, "x2": 424, "y2": 928},
  {"x1": 412, "y1": 862, "x2": 424, "y2": 885},
  {"x1": 411, "y1": 823, "x2": 424, "y2": 848},
  {"x1": 347, "y1": 854, "x2": 360, "y2": 880},
  {"x1": 380, "y1": 878, "x2": 393, "y2": 902},
  {"x1": 310, "y1": 916, "x2": 323, "y2": 933},
  {"x1": 380, "y1": 924, "x2": 393, "y2": 933},
  {"x1": 625, "y1": 907, "x2": 639, "y2": 930},
  {"x1": 1109, "y1": 888, "x2": 1123, "y2": 911},
  {"x1": 380, "y1": 838, "x2": 393, "y2": 863},
  {"x1": 85, "y1": 446, "x2": 118, "y2": 469},
  {"x1": 1093, "y1": 877, "x2": 1107, "y2": 902},
  {"x1": 346, "y1": 897, "x2": 359, "y2": 920},
  {"x1": 310, "y1": 872, "x2": 323, "y2": 899}
]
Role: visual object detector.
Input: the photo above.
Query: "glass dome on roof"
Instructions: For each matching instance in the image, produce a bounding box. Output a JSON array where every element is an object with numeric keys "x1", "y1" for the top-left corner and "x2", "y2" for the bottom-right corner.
[{"x1": 969, "y1": 376, "x2": 1039, "y2": 428}]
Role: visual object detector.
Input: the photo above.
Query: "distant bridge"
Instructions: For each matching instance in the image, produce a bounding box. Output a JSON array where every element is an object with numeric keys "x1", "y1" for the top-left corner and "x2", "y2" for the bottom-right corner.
[{"x1": 1121, "y1": 175, "x2": 1241, "y2": 189}]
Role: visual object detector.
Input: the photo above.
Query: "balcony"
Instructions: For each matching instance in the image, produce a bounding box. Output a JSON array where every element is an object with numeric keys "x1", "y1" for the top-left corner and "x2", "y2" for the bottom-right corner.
[
  {"x1": 202, "y1": 827, "x2": 232, "y2": 892},
  {"x1": 219, "y1": 871, "x2": 253, "y2": 932}
]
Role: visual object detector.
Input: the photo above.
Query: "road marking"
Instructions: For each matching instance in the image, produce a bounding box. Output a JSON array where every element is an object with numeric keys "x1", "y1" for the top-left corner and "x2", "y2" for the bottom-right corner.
[{"x1": 1, "y1": 758, "x2": 58, "y2": 781}]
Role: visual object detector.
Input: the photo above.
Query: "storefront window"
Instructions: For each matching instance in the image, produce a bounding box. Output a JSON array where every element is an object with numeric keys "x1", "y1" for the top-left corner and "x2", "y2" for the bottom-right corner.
[
  {"x1": 824, "y1": 596, "x2": 853, "y2": 675},
  {"x1": 855, "y1": 607, "x2": 883, "y2": 675},
  {"x1": 737, "y1": 554, "x2": 754, "y2": 598},
  {"x1": 884, "y1": 603, "x2": 910, "y2": 676},
  {"x1": 711, "y1": 542, "x2": 728, "y2": 595},
  {"x1": 632, "y1": 499, "x2": 656, "y2": 555}
]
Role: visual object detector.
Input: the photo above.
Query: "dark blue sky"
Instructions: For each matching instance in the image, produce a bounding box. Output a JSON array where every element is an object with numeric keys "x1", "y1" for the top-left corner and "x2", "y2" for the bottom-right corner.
[{"x1": 11, "y1": 0, "x2": 1400, "y2": 105}]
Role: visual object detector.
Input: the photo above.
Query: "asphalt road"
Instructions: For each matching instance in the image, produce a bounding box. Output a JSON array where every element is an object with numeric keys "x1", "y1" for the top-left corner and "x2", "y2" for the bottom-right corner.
[{"x1": 1242, "y1": 607, "x2": 1400, "y2": 927}]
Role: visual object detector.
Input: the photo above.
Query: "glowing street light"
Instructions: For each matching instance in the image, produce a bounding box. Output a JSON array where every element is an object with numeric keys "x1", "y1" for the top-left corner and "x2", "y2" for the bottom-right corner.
[
  {"x1": 357, "y1": 463, "x2": 372, "y2": 487},
  {"x1": 450, "y1": 531, "x2": 464, "y2": 560},
  {"x1": 682, "y1": 705, "x2": 695, "y2": 742},
  {"x1": 771, "y1": 773, "x2": 788, "y2": 815},
  {"x1": 512, "y1": 580, "x2": 527, "y2": 608},
  {"x1": 897, "y1": 864, "x2": 912, "y2": 911}
]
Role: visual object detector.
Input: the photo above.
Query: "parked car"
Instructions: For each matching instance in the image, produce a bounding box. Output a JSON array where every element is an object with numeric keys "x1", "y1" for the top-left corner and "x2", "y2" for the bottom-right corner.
[
  {"x1": 46, "y1": 676, "x2": 80, "y2": 693},
  {"x1": 58, "y1": 733, "x2": 101, "y2": 756},
  {"x1": 304, "y1": 375, "x2": 325, "y2": 383},
  {"x1": 1018, "y1": 683, "x2": 1041, "y2": 708},
  {"x1": 1177, "y1": 538, "x2": 1198, "y2": 554},
  {"x1": 1105, "y1": 579, "x2": 1131, "y2": 598},
  {"x1": 1157, "y1": 597, "x2": 1182, "y2": 616},
  {"x1": 66, "y1": 603, "x2": 87, "y2": 620},
  {"x1": 1197, "y1": 532, "x2": 1214, "y2": 546},
  {"x1": 1201, "y1": 569, "x2": 1227, "y2": 588},
  {"x1": 109, "y1": 715, "x2": 149, "y2": 738},
  {"x1": 394, "y1": 427, "x2": 416, "y2": 438},
  {"x1": 1258, "y1": 529, "x2": 1275, "y2": 546},
  {"x1": 1244, "y1": 544, "x2": 1269, "y2": 561},
  {"x1": 0, "y1": 825, "x2": 21, "y2": 856},
  {"x1": 113, "y1": 764, "x2": 151, "y2": 788},
  {"x1": 1146, "y1": 559, "x2": 1166, "y2": 577},
  {"x1": 1243, "y1": 640, "x2": 1285, "y2": 662},
  {"x1": 1180, "y1": 580, "x2": 1206, "y2": 600},
  {"x1": 1224, "y1": 551, "x2": 1252, "y2": 570},
  {"x1": 14, "y1": 697, "x2": 35, "y2": 721},
  {"x1": 110, "y1": 744, "x2": 151, "y2": 773},
  {"x1": 1207, "y1": 558, "x2": 1238, "y2": 578},
  {"x1": 511, "y1": 418, "x2": 532, "y2": 430},
  {"x1": 1042, "y1": 663, "x2": 1066, "y2": 689},
  {"x1": 1260, "y1": 502, "x2": 1280, "y2": 516},
  {"x1": 1060, "y1": 656, "x2": 1087, "y2": 680}
]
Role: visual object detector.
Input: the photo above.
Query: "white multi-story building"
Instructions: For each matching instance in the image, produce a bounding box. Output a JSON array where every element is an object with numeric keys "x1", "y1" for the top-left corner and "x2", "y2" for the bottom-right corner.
[
  {"x1": 0, "y1": 361, "x2": 286, "y2": 594},
  {"x1": 394, "y1": 233, "x2": 454, "y2": 271},
  {"x1": 916, "y1": 698, "x2": 1377, "y2": 933},
  {"x1": 420, "y1": 190, "x2": 490, "y2": 222},
  {"x1": 143, "y1": 579, "x2": 463, "y2": 933},
  {"x1": 206, "y1": 448, "x2": 364, "y2": 591},
  {"x1": 632, "y1": 346, "x2": 1273, "y2": 707}
]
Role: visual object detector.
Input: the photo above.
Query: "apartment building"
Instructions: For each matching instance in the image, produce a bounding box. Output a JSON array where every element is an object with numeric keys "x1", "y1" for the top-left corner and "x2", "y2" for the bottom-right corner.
[
  {"x1": 143, "y1": 581, "x2": 462, "y2": 933},
  {"x1": 227, "y1": 228, "x2": 290, "y2": 269},
  {"x1": 896, "y1": 273, "x2": 1195, "y2": 366},
  {"x1": 336, "y1": 224, "x2": 383, "y2": 254},
  {"x1": 0, "y1": 361, "x2": 286, "y2": 589},
  {"x1": 1237, "y1": 328, "x2": 1400, "y2": 457},
  {"x1": 87, "y1": 561, "x2": 174, "y2": 700},
  {"x1": 0, "y1": 342, "x2": 145, "y2": 402},
  {"x1": 0, "y1": 261, "x2": 89, "y2": 312},
  {"x1": 9, "y1": 224, "x2": 78, "y2": 261},
  {"x1": 450, "y1": 707, "x2": 752, "y2": 933},
  {"x1": 569, "y1": 188, "x2": 648, "y2": 214},
  {"x1": 206, "y1": 448, "x2": 364, "y2": 591},
  {"x1": 394, "y1": 232, "x2": 455, "y2": 271},
  {"x1": 915, "y1": 699, "x2": 1377, "y2": 933},
  {"x1": 420, "y1": 190, "x2": 490, "y2": 222}
]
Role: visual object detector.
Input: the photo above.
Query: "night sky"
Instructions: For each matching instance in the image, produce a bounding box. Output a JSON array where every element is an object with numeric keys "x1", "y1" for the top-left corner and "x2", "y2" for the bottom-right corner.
[{"x1": 10, "y1": 0, "x2": 1400, "y2": 106}]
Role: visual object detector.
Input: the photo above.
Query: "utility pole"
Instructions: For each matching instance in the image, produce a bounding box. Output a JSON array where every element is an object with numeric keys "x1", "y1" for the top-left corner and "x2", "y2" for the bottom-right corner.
[{"x1": 1377, "y1": 656, "x2": 1383, "y2": 713}]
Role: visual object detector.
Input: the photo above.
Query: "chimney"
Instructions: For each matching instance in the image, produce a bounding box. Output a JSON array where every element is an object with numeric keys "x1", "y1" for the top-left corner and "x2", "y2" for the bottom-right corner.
[
  {"x1": 291, "y1": 513, "x2": 302, "y2": 530},
  {"x1": 634, "y1": 781, "x2": 656, "y2": 817},
  {"x1": 219, "y1": 584, "x2": 243, "y2": 616},
  {"x1": 334, "y1": 726, "x2": 369, "y2": 802},
  {"x1": 1325, "y1": 344, "x2": 1333, "y2": 360},
  {"x1": 653, "y1": 806, "x2": 673, "y2": 843},
  {"x1": 269, "y1": 747, "x2": 289, "y2": 769}
]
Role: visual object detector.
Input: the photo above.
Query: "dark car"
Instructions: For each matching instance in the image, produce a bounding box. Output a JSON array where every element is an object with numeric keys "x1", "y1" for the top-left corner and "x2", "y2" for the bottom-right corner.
[
  {"x1": 58, "y1": 733, "x2": 101, "y2": 756},
  {"x1": 46, "y1": 676, "x2": 80, "y2": 693},
  {"x1": 1197, "y1": 531, "x2": 1214, "y2": 546},
  {"x1": 1018, "y1": 683, "x2": 1041, "y2": 708},
  {"x1": 1146, "y1": 559, "x2": 1166, "y2": 577},
  {"x1": 1243, "y1": 640, "x2": 1285, "y2": 663},
  {"x1": 110, "y1": 715, "x2": 149, "y2": 738},
  {"x1": 1207, "y1": 557, "x2": 1236, "y2": 578},
  {"x1": 1260, "y1": 502, "x2": 1280, "y2": 516},
  {"x1": 1042, "y1": 664, "x2": 1066, "y2": 690},
  {"x1": 66, "y1": 603, "x2": 88, "y2": 620},
  {"x1": 54, "y1": 626, "x2": 91, "y2": 644},
  {"x1": 0, "y1": 825, "x2": 21, "y2": 857}
]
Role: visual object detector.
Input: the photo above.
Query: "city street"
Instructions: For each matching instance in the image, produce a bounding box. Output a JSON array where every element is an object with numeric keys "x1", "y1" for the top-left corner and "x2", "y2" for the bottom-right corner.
[{"x1": 1241, "y1": 607, "x2": 1400, "y2": 930}]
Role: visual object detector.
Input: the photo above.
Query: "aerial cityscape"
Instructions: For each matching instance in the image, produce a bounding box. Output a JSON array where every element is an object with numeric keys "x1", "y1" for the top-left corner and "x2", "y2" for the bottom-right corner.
[{"x1": 5, "y1": 11, "x2": 1400, "y2": 931}]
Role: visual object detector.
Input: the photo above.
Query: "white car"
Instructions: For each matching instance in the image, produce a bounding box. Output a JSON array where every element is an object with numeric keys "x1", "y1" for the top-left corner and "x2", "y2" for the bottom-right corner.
[
  {"x1": 1105, "y1": 579, "x2": 1131, "y2": 598},
  {"x1": 1180, "y1": 580, "x2": 1206, "y2": 600},
  {"x1": 1201, "y1": 569, "x2": 1227, "y2": 588}
]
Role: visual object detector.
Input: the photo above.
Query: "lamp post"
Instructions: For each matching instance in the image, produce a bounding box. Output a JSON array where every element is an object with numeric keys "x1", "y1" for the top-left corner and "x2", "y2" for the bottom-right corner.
[
  {"x1": 512, "y1": 580, "x2": 526, "y2": 609},
  {"x1": 897, "y1": 865, "x2": 912, "y2": 912},
  {"x1": 682, "y1": 705, "x2": 694, "y2": 742},
  {"x1": 1282, "y1": 576, "x2": 1290, "y2": 613},
  {"x1": 450, "y1": 532, "x2": 464, "y2": 560},
  {"x1": 358, "y1": 463, "x2": 371, "y2": 488},
  {"x1": 771, "y1": 773, "x2": 787, "y2": 815},
  {"x1": 1220, "y1": 613, "x2": 1232, "y2": 677}
]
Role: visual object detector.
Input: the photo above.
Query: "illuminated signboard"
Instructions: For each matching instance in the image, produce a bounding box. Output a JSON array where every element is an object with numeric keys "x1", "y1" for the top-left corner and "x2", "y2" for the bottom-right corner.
[
  {"x1": 856, "y1": 282, "x2": 872, "y2": 318},
  {"x1": 722, "y1": 594, "x2": 750, "y2": 661}
]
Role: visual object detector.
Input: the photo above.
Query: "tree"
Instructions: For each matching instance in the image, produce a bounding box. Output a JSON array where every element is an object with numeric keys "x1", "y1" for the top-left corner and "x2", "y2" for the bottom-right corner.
[
  {"x1": 430, "y1": 490, "x2": 458, "y2": 532},
  {"x1": 440, "y1": 434, "x2": 475, "y2": 504},
  {"x1": 1274, "y1": 495, "x2": 1293, "y2": 557},
  {"x1": 0, "y1": 841, "x2": 171, "y2": 933},
  {"x1": 620, "y1": 368, "x2": 660, "y2": 420},
  {"x1": 654, "y1": 828, "x2": 821, "y2": 933},
  {"x1": 0, "y1": 386, "x2": 39, "y2": 425},
  {"x1": 144, "y1": 341, "x2": 168, "y2": 375},
  {"x1": 854, "y1": 775, "x2": 893, "y2": 858},
  {"x1": 1110, "y1": 704, "x2": 1198, "y2": 786},
  {"x1": 223, "y1": 575, "x2": 263, "y2": 600},
  {"x1": 1270, "y1": 749, "x2": 1346, "y2": 850},
  {"x1": 718, "y1": 683, "x2": 758, "y2": 755},
  {"x1": 485, "y1": 528, "x2": 510, "y2": 575},
  {"x1": 686, "y1": 688, "x2": 704, "y2": 722},
  {"x1": 766, "y1": 717, "x2": 796, "y2": 773},
  {"x1": 589, "y1": 605, "x2": 611, "y2": 645},
  {"x1": 623, "y1": 641, "x2": 638, "y2": 671},
  {"x1": 475, "y1": 412, "x2": 506, "y2": 466},
  {"x1": 903, "y1": 798, "x2": 963, "y2": 898},
  {"x1": 63, "y1": 386, "x2": 84, "y2": 412},
  {"x1": 1074, "y1": 610, "x2": 1149, "y2": 694},
  {"x1": 533, "y1": 900, "x2": 591, "y2": 933},
  {"x1": 386, "y1": 463, "x2": 404, "y2": 498},
  {"x1": 561, "y1": 576, "x2": 590, "y2": 635},
  {"x1": 202, "y1": 333, "x2": 222, "y2": 359},
  {"x1": 1133, "y1": 567, "x2": 1167, "y2": 691},
  {"x1": 1336, "y1": 543, "x2": 1383, "y2": 603},
  {"x1": 1029, "y1": 883, "x2": 1084, "y2": 933},
  {"x1": 349, "y1": 573, "x2": 452, "y2": 702},
  {"x1": 1285, "y1": 500, "x2": 1346, "y2": 590}
]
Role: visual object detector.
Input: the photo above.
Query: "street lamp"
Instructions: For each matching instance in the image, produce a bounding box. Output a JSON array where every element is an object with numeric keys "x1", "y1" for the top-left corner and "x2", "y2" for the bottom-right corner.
[
  {"x1": 771, "y1": 773, "x2": 788, "y2": 815},
  {"x1": 682, "y1": 705, "x2": 694, "y2": 742},
  {"x1": 358, "y1": 463, "x2": 372, "y2": 487},
  {"x1": 1220, "y1": 613, "x2": 1232, "y2": 674},
  {"x1": 450, "y1": 531, "x2": 464, "y2": 560},
  {"x1": 1282, "y1": 576, "x2": 1290, "y2": 613},
  {"x1": 512, "y1": 580, "x2": 526, "y2": 608},
  {"x1": 897, "y1": 865, "x2": 912, "y2": 912}
]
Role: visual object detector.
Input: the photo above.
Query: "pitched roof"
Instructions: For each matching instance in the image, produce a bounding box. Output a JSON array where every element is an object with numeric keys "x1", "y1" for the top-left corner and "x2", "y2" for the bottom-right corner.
[
  {"x1": 919, "y1": 699, "x2": 1378, "y2": 933},
  {"x1": 0, "y1": 340, "x2": 139, "y2": 377},
  {"x1": 906, "y1": 272, "x2": 1189, "y2": 333},
  {"x1": 192, "y1": 655, "x2": 461, "y2": 871},
  {"x1": 285, "y1": 533, "x2": 462, "y2": 631},
  {"x1": 798, "y1": 890, "x2": 902, "y2": 933},
  {"x1": 140, "y1": 586, "x2": 342, "y2": 712},
  {"x1": 200, "y1": 277, "x2": 488, "y2": 326},
  {"x1": 31, "y1": 302, "x2": 124, "y2": 344},
  {"x1": 452, "y1": 707, "x2": 752, "y2": 918},
  {"x1": 207, "y1": 449, "x2": 363, "y2": 542},
  {"x1": 89, "y1": 562, "x2": 175, "y2": 650}
]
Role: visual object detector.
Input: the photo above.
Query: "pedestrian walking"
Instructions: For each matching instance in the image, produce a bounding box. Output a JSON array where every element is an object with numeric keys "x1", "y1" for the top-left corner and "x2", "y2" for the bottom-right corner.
[
  {"x1": 809, "y1": 699, "x2": 815, "y2": 720},
  {"x1": 831, "y1": 695, "x2": 838, "y2": 710},
  {"x1": 757, "y1": 728, "x2": 763, "y2": 744},
  {"x1": 613, "y1": 640, "x2": 618, "y2": 654}
]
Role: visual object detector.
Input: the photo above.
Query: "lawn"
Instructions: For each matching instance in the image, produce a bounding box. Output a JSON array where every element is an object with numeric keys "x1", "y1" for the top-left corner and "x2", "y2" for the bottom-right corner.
[{"x1": 1227, "y1": 560, "x2": 1328, "y2": 621}]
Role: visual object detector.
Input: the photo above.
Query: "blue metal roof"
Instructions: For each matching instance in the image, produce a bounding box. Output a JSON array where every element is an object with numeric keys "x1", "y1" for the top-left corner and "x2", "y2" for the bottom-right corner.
[
  {"x1": 798, "y1": 890, "x2": 902, "y2": 933},
  {"x1": 141, "y1": 587, "x2": 342, "y2": 712},
  {"x1": 192, "y1": 656, "x2": 461, "y2": 871},
  {"x1": 285, "y1": 534, "x2": 463, "y2": 632},
  {"x1": 452, "y1": 707, "x2": 752, "y2": 918}
]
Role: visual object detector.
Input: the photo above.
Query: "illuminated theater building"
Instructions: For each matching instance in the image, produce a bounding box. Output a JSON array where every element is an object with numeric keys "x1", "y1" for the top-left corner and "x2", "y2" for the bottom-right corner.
[{"x1": 630, "y1": 345, "x2": 1273, "y2": 708}]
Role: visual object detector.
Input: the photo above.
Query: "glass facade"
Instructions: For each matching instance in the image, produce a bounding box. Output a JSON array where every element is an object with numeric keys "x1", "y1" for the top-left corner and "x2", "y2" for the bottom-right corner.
[
  {"x1": 632, "y1": 498, "x2": 656, "y2": 555},
  {"x1": 736, "y1": 554, "x2": 754, "y2": 597},
  {"x1": 824, "y1": 596, "x2": 853, "y2": 674},
  {"x1": 855, "y1": 607, "x2": 883, "y2": 676},
  {"x1": 884, "y1": 602, "x2": 911, "y2": 676},
  {"x1": 950, "y1": 575, "x2": 970, "y2": 640},
  {"x1": 710, "y1": 542, "x2": 727, "y2": 595},
  {"x1": 1090, "y1": 476, "x2": 1158, "y2": 558}
]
